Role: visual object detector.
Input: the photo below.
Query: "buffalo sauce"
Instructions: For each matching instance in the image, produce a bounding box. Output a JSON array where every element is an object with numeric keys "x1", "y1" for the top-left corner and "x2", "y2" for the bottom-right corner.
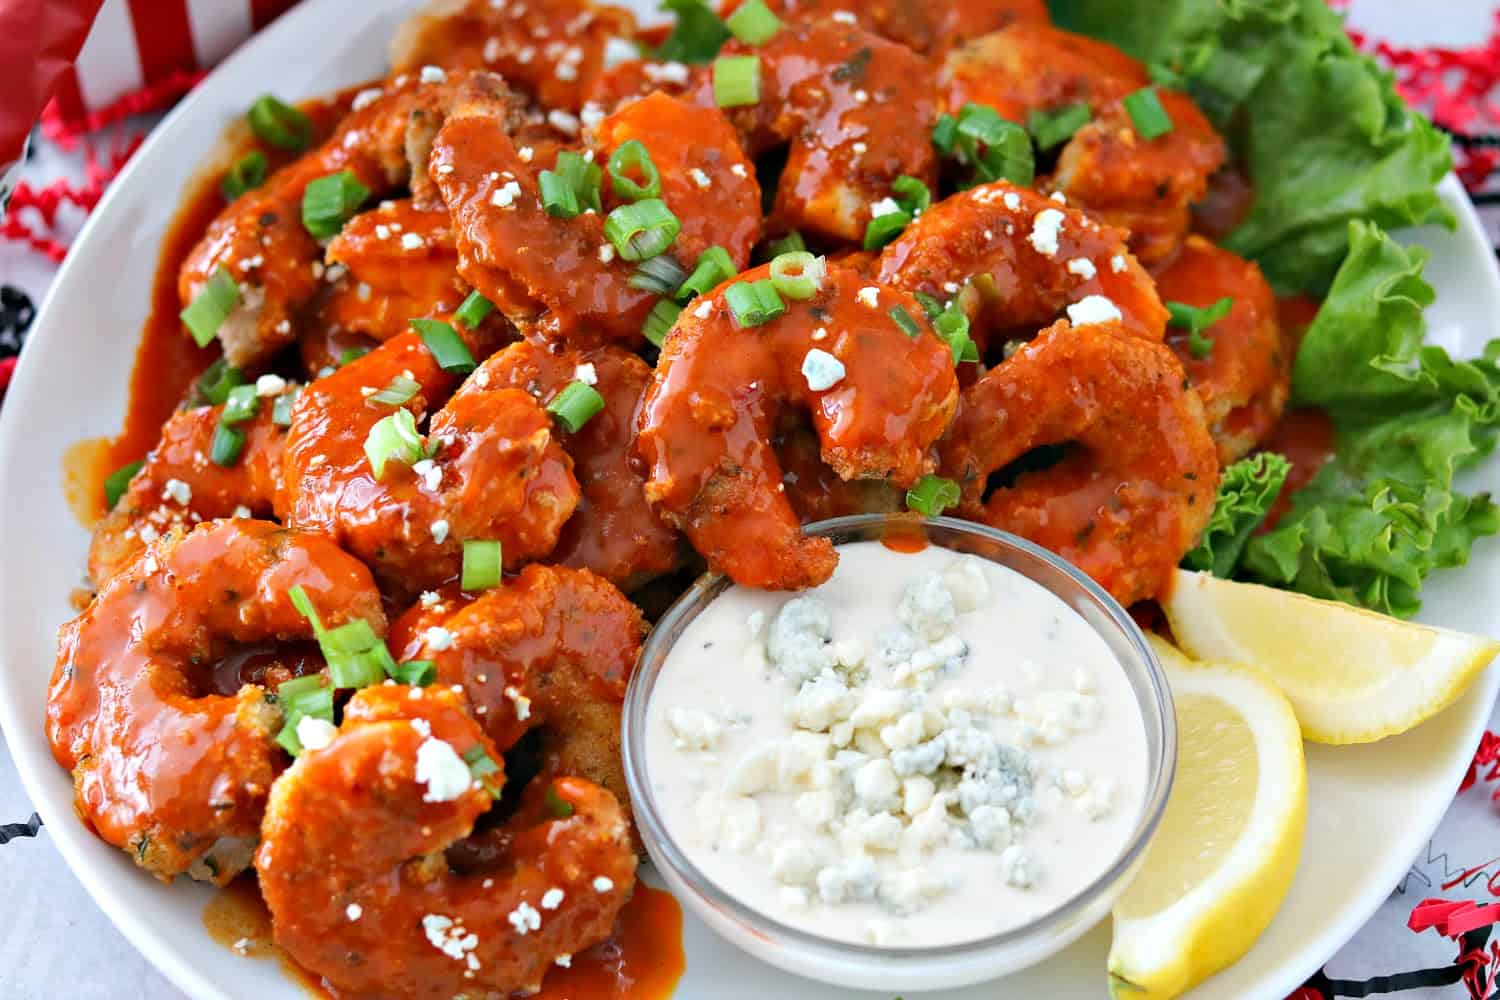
[
  {"x1": 203, "y1": 875, "x2": 327, "y2": 997},
  {"x1": 1258, "y1": 407, "x2": 1337, "y2": 533}
]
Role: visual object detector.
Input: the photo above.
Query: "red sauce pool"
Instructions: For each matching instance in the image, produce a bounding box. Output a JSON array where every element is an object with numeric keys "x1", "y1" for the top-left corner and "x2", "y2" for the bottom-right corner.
[{"x1": 1258, "y1": 407, "x2": 1337, "y2": 532}]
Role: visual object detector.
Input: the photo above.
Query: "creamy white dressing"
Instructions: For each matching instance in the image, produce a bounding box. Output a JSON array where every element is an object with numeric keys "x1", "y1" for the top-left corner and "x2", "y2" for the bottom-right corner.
[{"x1": 645, "y1": 541, "x2": 1148, "y2": 948}]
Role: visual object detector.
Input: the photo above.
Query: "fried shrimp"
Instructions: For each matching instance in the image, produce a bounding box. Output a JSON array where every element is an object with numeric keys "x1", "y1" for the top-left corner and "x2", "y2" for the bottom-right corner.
[
  {"x1": 876, "y1": 180, "x2": 1167, "y2": 348},
  {"x1": 1156, "y1": 236, "x2": 1291, "y2": 462},
  {"x1": 180, "y1": 73, "x2": 464, "y2": 367},
  {"x1": 765, "y1": 0, "x2": 1048, "y2": 59},
  {"x1": 47, "y1": 519, "x2": 384, "y2": 883},
  {"x1": 256, "y1": 683, "x2": 636, "y2": 999},
  {"x1": 479, "y1": 340, "x2": 680, "y2": 588},
  {"x1": 392, "y1": 0, "x2": 638, "y2": 114},
  {"x1": 89, "y1": 392, "x2": 294, "y2": 586},
  {"x1": 942, "y1": 320, "x2": 1218, "y2": 606},
  {"x1": 432, "y1": 82, "x2": 759, "y2": 343},
  {"x1": 637, "y1": 262, "x2": 958, "y2": 590},
  {"x1": 940, "y1": 23, "x2": 1226, "y2": 265},
  {"x1": 392, "y1": 564, "x2": 646, "y2": 819},
  {"x1": 280, "y1": 327, "x2": 579, "y2": 598},
  {"x1": 688, "y1": 19, "x2": 938, "y2": 244}
]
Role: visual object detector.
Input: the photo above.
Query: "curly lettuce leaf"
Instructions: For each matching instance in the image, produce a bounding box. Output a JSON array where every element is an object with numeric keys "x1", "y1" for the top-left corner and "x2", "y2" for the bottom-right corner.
[
  {"x1": 1182, "y1": 452, "x2": 1290, "y2": 578},
  {"x1": 1048, "y1": 0, "x2": 1452, "y2": 295}
]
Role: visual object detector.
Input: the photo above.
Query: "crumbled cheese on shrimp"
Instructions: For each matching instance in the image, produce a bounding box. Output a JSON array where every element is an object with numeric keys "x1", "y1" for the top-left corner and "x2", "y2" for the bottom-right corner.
[
  {"x1": 1028, "y1": 209, "x2": 1065, "y2": 257},
  {"x1": 423, "y1": 626, "x2": 455, "y2": 651},
  {"x1": 1066, "y1": 258, "x2": 1097, "y2": 280},
  {"x1": 295, "y1": 716, "x2": 337, "y2": 752},
  {"x1": 1065, "y1": 295, "x2": 1123, "y2": 327},
  {"x1": 415, "y1": 738, "x2": 471, "y2": 802},
  {"x1": 801, "y1": 349, "x2": 846, "y2": 392}
]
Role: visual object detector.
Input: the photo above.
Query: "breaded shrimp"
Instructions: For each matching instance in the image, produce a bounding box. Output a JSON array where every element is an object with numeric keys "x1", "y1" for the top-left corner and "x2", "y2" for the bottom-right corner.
[
  {"x1": 181, "y1": 72, "x2": 468, "y2": 367},
  {"x1": 391, "y1": 564, "x2": 646, "y2": 821},
  {"x1": 765, "y1": 0, "x2": 1048, "y2": 59},
  {"x1": 942, "y1": 320, "x2": 1219, "y2": 606},
  {"x1": 1156, "y1": 236, "x2": 1291, "y2": 462},
  {"x1": 478, "y1": 340, "x2": 680, "y2": 588},
  {"x1": 777, "y1": 422, "x2": 904, "y2": 523},
  {"x1": 280, "y1": 327, "x2": 578, "y2": 598},
  {"x1": 392, "y1": 0, "x2": 638, "y2": 114},
  {"x1": 687, "y1": 19, "x2": 938, "y2": 244},
  {"x1": 940, "y1": 24, "x2": 1226, "y2": 265},
  {"x1": 432, "y1": 83, "x2": 760, "y2": 344},
  {"x1": 48, "y1": 519, "x2": 384, "y2": 883},
  {"x1": 876, "y1": 181, "x2": 1167, "y2": 348},
  {"x1": 637, "y1": 262, "x2": 958, "y2": 590},
  {"x1": 89, "y1": 392, "x2": 294, "y2": 585},
  {"x1": 256, "y1": 683, "x2": 636, "y2": 999}
]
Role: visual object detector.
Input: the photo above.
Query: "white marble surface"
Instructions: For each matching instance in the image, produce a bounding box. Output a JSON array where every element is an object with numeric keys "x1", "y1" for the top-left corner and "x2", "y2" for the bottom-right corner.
[{"x1": 2, "y1": 1, "x2": 1497, "y2": 998}]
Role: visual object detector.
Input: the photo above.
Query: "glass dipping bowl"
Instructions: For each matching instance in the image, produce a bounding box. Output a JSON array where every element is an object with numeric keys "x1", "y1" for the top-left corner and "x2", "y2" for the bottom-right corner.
[{"x1": 622, "y1": 514, "x2": 1177, "y2": 992}]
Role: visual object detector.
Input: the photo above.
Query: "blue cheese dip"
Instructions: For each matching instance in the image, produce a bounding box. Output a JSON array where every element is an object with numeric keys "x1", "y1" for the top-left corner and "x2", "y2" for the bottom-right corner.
[{"x1": 644, "y1": 541, "x2": 1148, "y2": 948}]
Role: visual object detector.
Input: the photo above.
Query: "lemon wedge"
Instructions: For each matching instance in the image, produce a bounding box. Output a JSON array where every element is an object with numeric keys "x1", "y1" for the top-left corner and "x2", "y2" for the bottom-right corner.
[
  {"x1": 1108, "y1": 637, "x2": 1306, "y2": 1000},
  {"x1": 1162, "y1": 569, "x2": 1500, "y2": 744}
]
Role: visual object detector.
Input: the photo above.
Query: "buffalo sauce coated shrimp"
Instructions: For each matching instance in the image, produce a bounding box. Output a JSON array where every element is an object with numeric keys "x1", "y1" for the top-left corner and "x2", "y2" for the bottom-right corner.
[
  {"x1": 637, "y1": 262, "x2": 958, "y2": 590},
  {"x1": 941, "y1": 23, "x2": 1226, "y2": 265},
  {"x1": 393, "y1": 0, "x2": 638, "y2": 113},
  {"x1": 687, "y1": 19, "x2": 938, "y2": 244},
  {"x1": 89, "y1": 393, "x2": 293, "y2": 585},
  {"x1": 942, "y1": 320, "x2": 1219, "y2": 606},
  {"x1": 1156, "y1": 236, "x2": 1291, "y2": 462},
  {"x1": 432, "y1": 82, "x2": 760, "y2": 343},
  {"x1": 876, "y1": 181, "x2": 1167, "y2": 348},
  {"x1": 181, "y1": 73, "x2": 465, "y2": 367},
  {"x1": 280, "y1": 328, "x2": 579, "y2": 598},
  {"x1": 764, "y1": 0, "x2": 1048, "y2": 60},
  {"x1": 48, "y1": 519, "x2": 384, "y2": 883},
  {"x1": 391, "y1": 564, "x2": 646, "y2": 820},
  {"x1": 479, "y1": 340, "x2": 680, "y2": 588},
  {"x1": 256, "y1": 683, "x2": 636, "y2": 999}
]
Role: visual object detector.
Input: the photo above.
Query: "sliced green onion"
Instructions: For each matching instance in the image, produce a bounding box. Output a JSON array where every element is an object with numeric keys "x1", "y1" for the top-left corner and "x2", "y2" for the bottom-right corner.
[
  {"x1": 220, "y1": 151, "x2": 268, "y2": 201},
  {"x1": 607, "y1": 140, "x2": 662, "y2": 202},
  {"x1": 539, "y1": 169, "x2": 580, "y2": 218},
  {"x1": 272, "y1": 387, "x2": 299, "y2": 427},
  {"x1": 273, "y1": 674, "x2": 334, "y2": 757},
  {"x1": 905, "y1": 474, "x2": 961, "y2": 517},
  {"x1": 364, "y1": 408, "x2": 424, "y2": 479},
  {"x1": 547, "y1": 381, "x2": 606, "y2": 433},
  {"x1": 629, "y1": 254, "x2": 689, "y2": 295},
  {"x1": 180, "y1": 267, "x2": 242, "y2": 348},
  {"x1": 603, "y1": 198, "x2": 681, "y2": 262},
  {"x1": 411, "y1": 318, "x2": 477, "y2": 374},
  {"x1": 769, "y1": 251, "x2": 825, "y2": 301},
  {"x1": 948, "y1": 103, "x2": 1033, "y2": 186},
  {"x1": 194, "y1": 357, "x2": 246, "y2": 406},
  {"x1": 461, "y1": 539, "x2": 503, "y2": 591},
  {"x1": 302, "y1": 170, "x2": 370, "y2": 239},
  {"x1": 540, "y1": 150, "x2": 602, "y2": 219},
  {"x1": 247, "y1": 95, "x2": 312, "y2": 152},
  {"x1": 369, "y1": 375, "x2": 420, "y2": 406},
  {"x1": 323, "y1": 620, "x2": 389, "y2": 689},
  {"x1": 724, "y1": 279, "x2": 785, "y2": 327},
  {"x1": 545, "y1": 784, "x2": 576, "y2": 818},
  {"x1": 891, "y1": 175, "x2": 931, "y2": 216},
  {"x1": 1028, "y1": 103, "x2": 1092, "y2": 151},
  {"x1": 913, "y1": 291, "x2": 945, "y2": 320},
  {"x1": 725, "y1": 0, "x2": 781, "y2": 45},
  {"x1": 103, "y1": 460, "x2": 144, "y2": 510},
  {"x1": 1122, "y1": 86, "x2": 1173, "y2": 140},
  {"x1": 677, "y1": 246, "x2": 736, "y2": 301},
  {"x1": 221, "y1": 384, "x2": 260, "y2": 425},
  {"x1": 338, "y1": 346, "x2": 370, "y2": 367},
  {"x1": 390, "y1": 660, "x2": 436, "y2": 686},
  {"x1": 644, "y1": 299, "x2": 682, "y2": 347},
  {"x1": 713, "y1": 54, "x2": 761, "y2": 108},
  {"x1": 889, "y1": 305, "x2": 921, "y2": 338},
  {"x1": 462, "y1": 744, "x2": 504, "y2": 798},
  {"x1": 288, "y1": 584, "x2": 322, "y2": 628},
  {"x1": 657, "y1": 0, "x2": 731, "y2": 64},
  {"x1": 454, "y1": 290, "x2": 494, "y2": 328},
  {"x1": 935, "y1": 308, "x2": 978, "y2": 363},
  {"x1": 210, "y1": 423, "x2": 245, "y2": 467},
  {"x1": 1167, "y1": 297, "x2": 1234, "y2": 359},
  {"x1": 277, "y1": 673, "x2": 328, "y2": 702},
  {"x1": 765, "y1": 232, "x2": 806, "y2": 258},
  {"x1": 863, "y1": 209, "x2": 912, "y2": 251},
  {"x1": 931, "y1": 113, "x2": 959, "y2": 155}
]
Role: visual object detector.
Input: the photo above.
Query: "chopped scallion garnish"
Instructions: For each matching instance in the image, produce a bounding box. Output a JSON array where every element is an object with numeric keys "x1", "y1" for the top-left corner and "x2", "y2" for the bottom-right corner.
[
  {"x1": 210, "y1": 423, "x2": 245, "y2": 467},
  {"x1": 272, "y1": 387, "x2": 299, "y2": 427},
  {"x1": 180, "y1": 267, "x2": 241, "y2": 348},
  {"x1": 863, "y1": 210, "x2": 912, "y2": 251},
  {"x1": 544, "y1": 784, "x2": 576, "y2": 818},
  {"x1": 1028, "y1": 103, "x2": 1092, "y2": 151},
  {"x1": 931, "y1": 113, "x2": 959, "y2": 155},
  {"x1": 194, "y1": 358, "x2": 246, "y2": 406},
  {"x1": 461, "y1": 539, "x2": 503, "y2": 591},
  {"x1": 713, "y1": 54, "x2": 761, "y2": 108},
  {"x1": 905, "y1": 475, "x2": 961, "y2": 517},
  {"x1": 935, "y1": 308, "x2": 979, "y2": 363},
  {"x1": 657, "y1": 0, "x2": 731, "y2": 64},
  {"x1": 913, "y1": 291, "x2": 944, "y2": 320},
  {"x1": 302, "y1": 170, "x2": 370, "y2": 239},
  {"x1": 539, "y1": 150, "x2": 602, "y2": 219},
  {"x1": 364, "y1": 409, "x2": 424, "y2": 479},
  {"x1": 369, "y1": 375, "x2": 420, "y2": 407},
  {"x1": 764, "y1": 232, "x2": 806, "y2": 259},
  {"x1": 607, "y1": 140, "x2": 663, "y2": 202},
  {"x1": 1167, "y1": 297, "x2": 1235, "y2": 359},
  {"x1": 1122, "y1": 86, "x2": 1174, "y2": 140},
  {"x1": 220, "y1": 151, "x2": 268, "y2": 201},
  {"x1": 768, "y1": 251, "x2": 825, "y2": 301},
  {"x1": 644, "y1": 299, "x2": 682, "y2": 347},
  {"x1": 603, "y1": 198, "x2": 681, "y2": 262},
  {"x1": 221, "y1": 384, "x2": 259, "y2": 425},
  {"x1": 411, "y1": 318, "x2": 477, "y2": 374},
  {"x1": 454, "y1": 290, "x2": 494, "y2": 329},
  {"x1": 247, "y1": 95, "x2": 313, "y2": 152},
  {"x1": 322, "y1": 619, "x2": 391, "y2": 688},
  {"x1": 889, "y1": 305, "x2": 921, "y2": 338},
  {"x1": 103, "y1": 460, "x2": 144, "y2": 510},
  {"x1": 724, "y1": 279, "x2": 785, "y2": 327},
  {"x1": 629, "y1": 254, "x2": 689, "y2": 295},
  {"x1": 951, "y1": 103, "x2": 1033, "y2": 186},
  {"x1": 390, "y1": 660, "x2": 436, "y2": 686},
  {"x1": 725, "y1": 0, "x2": 781, "y2": 45},
  {"x1": 891, "y1": 175, "x2": 931, "y2": 217},
  {"x1": 547, "y1": 381, "x2": 606, "y2": 433},
  {"x1": 273, "y1": 674, "x2": 334, "y2": 757},
  {"x1": 462, "y1": 743, "x2": 504, "y2": 798},
  {"x1": 677, "y1": 246, "x2": 736, "y2": 301},
  {"x1": 338, "y1": 346, "x2": 370, "y2": 367}
]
